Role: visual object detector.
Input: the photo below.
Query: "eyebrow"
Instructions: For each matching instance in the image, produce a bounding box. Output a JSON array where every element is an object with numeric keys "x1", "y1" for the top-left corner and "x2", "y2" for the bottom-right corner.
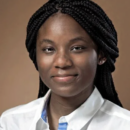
[
  {"x1": 39, "y1": 39, "x2": 55, "y2": 45},
  {"x1": 69, "y1": 37, "x2": 88, "y2": 43},
  {"x1": 39, "y1": 36, "x2": 89, "y2": 45}
]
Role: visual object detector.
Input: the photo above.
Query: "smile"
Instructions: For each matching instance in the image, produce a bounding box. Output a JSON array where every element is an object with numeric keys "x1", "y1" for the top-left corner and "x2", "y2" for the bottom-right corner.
[{"x1": 52, "y1": 75, "x2": 78, "y2": 83}]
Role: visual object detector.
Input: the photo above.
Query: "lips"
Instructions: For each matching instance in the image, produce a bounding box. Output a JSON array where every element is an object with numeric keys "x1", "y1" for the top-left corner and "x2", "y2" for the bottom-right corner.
[{"x1": 52, "y1": 74, "x2": 78, "y2": 83}]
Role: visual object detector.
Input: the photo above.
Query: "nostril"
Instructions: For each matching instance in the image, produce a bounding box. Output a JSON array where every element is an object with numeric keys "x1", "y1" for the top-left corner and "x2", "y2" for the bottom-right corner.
[{"x1": 55, "y1": 65, "x2": 71, "y2": 69}]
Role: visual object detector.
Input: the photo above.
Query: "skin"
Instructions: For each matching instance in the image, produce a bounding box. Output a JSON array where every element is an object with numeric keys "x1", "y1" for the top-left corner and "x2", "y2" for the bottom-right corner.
[{"x1": 36, "y1": 13, "x2": 106, "y2": 130}]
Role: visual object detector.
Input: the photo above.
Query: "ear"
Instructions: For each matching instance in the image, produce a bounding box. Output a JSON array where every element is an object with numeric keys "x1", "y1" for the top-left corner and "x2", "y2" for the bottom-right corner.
[{"x1": 97, "y1": 51, "x2": 107, "y2": 65}]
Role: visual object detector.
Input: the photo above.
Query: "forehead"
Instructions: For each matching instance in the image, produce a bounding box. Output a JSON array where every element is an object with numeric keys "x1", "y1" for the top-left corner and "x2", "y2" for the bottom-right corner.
[{"x1": 37, "y1": 13, "x2": 91, "y2": 39}]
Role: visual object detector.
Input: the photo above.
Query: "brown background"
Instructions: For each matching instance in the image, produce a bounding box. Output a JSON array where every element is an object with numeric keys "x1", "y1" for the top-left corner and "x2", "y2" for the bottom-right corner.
[{"x1": 0, "y1": 0, "x2": 130, "y2": 115}]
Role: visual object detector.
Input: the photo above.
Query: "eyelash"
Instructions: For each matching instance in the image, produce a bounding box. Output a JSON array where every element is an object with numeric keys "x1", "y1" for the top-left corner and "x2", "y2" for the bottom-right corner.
[
  {"x1": 42, "y1": 46, "x2": 86, "y2": 53},
  {"x1": 42, "y1": 47, "x2": 55, "y2": 53},
  {"x1": 71, "y1": 46, "x2": 86, "y2": 52}
]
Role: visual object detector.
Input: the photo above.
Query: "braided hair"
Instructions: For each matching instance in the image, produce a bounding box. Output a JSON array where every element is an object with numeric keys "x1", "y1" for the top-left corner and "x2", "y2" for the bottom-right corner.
[{"x1": 25, "y1": 0, "x2": 123, "y2": 107}]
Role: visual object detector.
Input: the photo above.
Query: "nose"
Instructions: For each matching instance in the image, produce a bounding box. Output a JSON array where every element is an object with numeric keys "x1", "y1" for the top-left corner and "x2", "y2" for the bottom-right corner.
[{"x1": 54, "y1": 52, "x2": 73, "y2": 69}]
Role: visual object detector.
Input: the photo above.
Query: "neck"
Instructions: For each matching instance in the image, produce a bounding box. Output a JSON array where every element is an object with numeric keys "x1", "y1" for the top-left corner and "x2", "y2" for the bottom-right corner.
[{"x1": 47, "y1": 86, "x2": 94, "y2": 121}]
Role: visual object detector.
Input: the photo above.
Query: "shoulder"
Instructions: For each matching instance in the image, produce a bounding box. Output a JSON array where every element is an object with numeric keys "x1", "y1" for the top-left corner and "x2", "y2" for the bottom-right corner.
[
  {"x1": 0, "y1": 97, "x2": 45, "y2": 129},
  {"x1": 90, "y1": 99, "x2": 130, "y2": 129},
  {"x1": 101, "y1": 99, "x2": 130, "y2": 121},
  {"x1": 97, "y1": 99, "x2": 130, "y2": 129},
  {"x1": 1, "y1": 97, "x2": 44, "y2": 117}
]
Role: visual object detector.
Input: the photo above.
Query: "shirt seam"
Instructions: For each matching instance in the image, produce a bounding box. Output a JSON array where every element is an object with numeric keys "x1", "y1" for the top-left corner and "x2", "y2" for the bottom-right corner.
[{"x1": 100, "y1": 108, "x2": 130, "y2": 122}]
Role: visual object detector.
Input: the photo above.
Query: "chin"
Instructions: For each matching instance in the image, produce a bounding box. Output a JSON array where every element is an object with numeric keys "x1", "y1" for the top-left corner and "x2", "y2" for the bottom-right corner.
[{"x1": 51, "y1": 86, "x2": 84, "y2": 98}]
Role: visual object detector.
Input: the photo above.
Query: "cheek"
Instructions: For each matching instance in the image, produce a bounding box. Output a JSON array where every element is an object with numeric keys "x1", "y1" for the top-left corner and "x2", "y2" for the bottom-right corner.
[
  {"x1": 36, "y1": 52, "x2": 54, "y2": 79},
  {"x1": 74, "y1": 50, "x2": 98, "y2": 79}
]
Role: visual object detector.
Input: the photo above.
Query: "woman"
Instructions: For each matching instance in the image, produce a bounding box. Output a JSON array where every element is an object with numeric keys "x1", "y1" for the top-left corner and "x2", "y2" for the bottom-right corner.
[{"x1": 0, "y1": 0, "x2": 130, "y2": 130}]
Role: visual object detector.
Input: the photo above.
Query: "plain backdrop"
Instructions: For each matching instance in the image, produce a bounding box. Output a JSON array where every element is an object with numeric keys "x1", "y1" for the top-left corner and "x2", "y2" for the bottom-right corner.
[{"x1": 0, "y1": 0, "x2": 130, "y2": 115}]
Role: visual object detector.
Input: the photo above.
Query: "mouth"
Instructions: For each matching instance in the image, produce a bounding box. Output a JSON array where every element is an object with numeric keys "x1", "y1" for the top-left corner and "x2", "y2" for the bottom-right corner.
[{"x1": 52, "y1": 74, "x2": 78, "y2": 83}]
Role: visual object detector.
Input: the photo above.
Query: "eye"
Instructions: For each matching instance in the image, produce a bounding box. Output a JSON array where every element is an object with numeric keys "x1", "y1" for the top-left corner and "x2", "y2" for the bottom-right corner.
[
  {"x1": 71, "y1": 46, "x2": 86, "y2": 52},
  {"x1": 42, "y1": 47, "x2": 55, "y2": 53}
]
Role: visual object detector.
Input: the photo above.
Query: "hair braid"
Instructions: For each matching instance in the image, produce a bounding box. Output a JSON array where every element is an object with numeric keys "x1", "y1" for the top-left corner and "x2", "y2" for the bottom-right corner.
[
  {"x1": 61, "y1": 4, "x2": 118, "y2": 57},
  {"x1": 61, "y1": 6, "x2": 118, "y2": 72},
  {"x1": 25, "y1": 0, "x2": 122, "y2": 107},
  {"x1": 26, "y1": 4, "x2": 57, "y2": 69}
]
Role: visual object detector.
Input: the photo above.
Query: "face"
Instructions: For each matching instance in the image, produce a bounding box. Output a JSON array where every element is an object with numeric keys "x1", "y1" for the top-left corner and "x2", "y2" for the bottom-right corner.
[{"x1": 36, "y1": 13, "x2": 100, "y2": 97}]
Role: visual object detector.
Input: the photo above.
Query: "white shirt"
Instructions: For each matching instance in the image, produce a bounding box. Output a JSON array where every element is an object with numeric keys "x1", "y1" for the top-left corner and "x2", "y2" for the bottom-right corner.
[{"x1": 0, "y1": 87, "x2": 130, "y2": 130}]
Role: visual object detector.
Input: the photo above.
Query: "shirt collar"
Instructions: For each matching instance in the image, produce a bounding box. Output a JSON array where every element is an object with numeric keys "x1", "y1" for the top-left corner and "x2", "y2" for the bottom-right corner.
[
  {"x1": 64, "y1": 87, "x2": 105, "y2": 130},
  {"x1": 30, "y1": 87, "x2": 104, "y2": 130},
  {"x1": 29, "y1": 89, "x2": 51, "y2": 130}
]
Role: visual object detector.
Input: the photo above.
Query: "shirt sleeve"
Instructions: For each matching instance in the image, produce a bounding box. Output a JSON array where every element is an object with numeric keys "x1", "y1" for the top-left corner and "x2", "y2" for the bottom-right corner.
[{"x1": 0, "y1": 116, "x2": 4, "y2": 130}]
